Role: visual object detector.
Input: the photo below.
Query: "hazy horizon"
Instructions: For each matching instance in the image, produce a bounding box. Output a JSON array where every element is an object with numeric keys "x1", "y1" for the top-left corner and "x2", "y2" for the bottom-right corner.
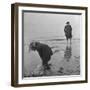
[{"x1": 23, "y1": 12, "x2": 81, "y2": 44}]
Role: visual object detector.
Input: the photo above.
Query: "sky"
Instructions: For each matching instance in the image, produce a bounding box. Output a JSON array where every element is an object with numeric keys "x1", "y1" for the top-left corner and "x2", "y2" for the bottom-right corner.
[{"x1": 23, "y1": 11, "x2": 81, "y2": 44}]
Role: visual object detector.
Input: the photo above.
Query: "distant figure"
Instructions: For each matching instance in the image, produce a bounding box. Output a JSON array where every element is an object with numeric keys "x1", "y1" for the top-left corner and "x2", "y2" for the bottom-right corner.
[
  {"x1": 29, "y1": 42, "x2": 53, "y2": 69},
  {"x1": 64, "y1": 21, "x2": 72, "y2": 43}
]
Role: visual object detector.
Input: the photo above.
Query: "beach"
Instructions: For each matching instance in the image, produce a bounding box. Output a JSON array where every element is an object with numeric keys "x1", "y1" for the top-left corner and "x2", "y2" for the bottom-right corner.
[{"x1": 23, "y1": 39, "x2": 80, "y2": 77}]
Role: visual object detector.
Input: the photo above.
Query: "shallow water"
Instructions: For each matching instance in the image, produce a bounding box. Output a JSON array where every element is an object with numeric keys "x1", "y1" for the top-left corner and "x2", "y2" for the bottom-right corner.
[{"x1": 23, "y1": 39, "x2": 80, "y2": 77}]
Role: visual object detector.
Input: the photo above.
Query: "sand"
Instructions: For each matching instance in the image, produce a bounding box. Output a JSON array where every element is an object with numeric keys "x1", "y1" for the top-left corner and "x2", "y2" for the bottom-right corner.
[{"x1": 23, "y1": 39, "x2": 80, "y2": 77}]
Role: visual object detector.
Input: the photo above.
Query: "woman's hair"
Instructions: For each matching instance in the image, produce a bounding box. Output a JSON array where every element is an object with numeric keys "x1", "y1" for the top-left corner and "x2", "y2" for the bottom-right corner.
[
  {"x1": 29, "y1": 41, "x2": 40, "y2": 51},
  {"x1": 66, "y1": 21, "x2": 70, "y2": 24}
]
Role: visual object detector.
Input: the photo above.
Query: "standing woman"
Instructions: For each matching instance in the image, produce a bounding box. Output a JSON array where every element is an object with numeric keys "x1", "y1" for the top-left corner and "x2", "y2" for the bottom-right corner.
[{"x1": 64, "y1": 21, "x2": 72, "y2": 43}]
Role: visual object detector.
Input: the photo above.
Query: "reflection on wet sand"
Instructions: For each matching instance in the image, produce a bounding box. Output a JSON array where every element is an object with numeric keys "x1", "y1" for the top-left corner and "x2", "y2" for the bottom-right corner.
[
  {"x1": 58, "y1": 44, "x2": 72, "y2": 74},
  {"x1": 64, "y1": 44, "x2": 72, "y2": 62}
]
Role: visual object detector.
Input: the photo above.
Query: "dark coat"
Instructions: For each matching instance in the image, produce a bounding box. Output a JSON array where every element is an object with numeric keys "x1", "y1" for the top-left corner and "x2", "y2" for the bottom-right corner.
[
  {"x1": 64, "y1": 25, "x2": 72, "y2": 39},
  {"x1": 36, "y1": 43, "x2": 53, "y2": 65},
  {"x1": 30, "y1": 42, "x2": 53, "y2": 65}
]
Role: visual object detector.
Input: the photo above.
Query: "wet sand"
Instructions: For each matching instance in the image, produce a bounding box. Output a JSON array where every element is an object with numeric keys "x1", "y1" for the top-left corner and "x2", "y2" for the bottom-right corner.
[{"x1": 23, "y1": 39, "x2": 80, "y2": 77}]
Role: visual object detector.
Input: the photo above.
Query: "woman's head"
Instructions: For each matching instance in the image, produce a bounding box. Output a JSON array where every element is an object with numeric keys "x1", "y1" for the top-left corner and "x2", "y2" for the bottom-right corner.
[
  {"x1": 66, "y1": 21, "x2": 70, "y2": 24},
  {"x1": 29, "y1": 41, "x2": 40, "y2": 51}
]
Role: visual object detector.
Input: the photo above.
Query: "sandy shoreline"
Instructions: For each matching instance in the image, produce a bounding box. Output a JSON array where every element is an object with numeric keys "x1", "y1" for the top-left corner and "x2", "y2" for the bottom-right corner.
[{"x1": 23, "y1": 39, "x2": 80, "y2": 77}]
